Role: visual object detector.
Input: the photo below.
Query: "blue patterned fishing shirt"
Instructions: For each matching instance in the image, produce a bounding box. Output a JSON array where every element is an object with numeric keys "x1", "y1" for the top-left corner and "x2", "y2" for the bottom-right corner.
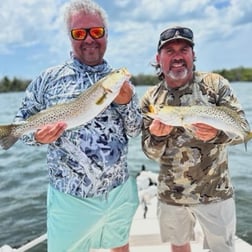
[{"x1": 15, "y1": 58, "x2": 142, "y2": 198}]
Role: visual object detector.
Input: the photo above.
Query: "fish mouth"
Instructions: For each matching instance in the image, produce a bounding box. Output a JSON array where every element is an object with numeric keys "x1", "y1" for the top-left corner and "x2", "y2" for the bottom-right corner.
[{"x1": 119, "y1": 68, "x2": 131, "y2": 79}]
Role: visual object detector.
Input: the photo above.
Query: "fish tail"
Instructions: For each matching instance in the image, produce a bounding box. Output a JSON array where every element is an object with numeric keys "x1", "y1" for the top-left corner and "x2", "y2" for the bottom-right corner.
[{"x1": 0, "y1": 124, "x2": 19, "y2": 150}]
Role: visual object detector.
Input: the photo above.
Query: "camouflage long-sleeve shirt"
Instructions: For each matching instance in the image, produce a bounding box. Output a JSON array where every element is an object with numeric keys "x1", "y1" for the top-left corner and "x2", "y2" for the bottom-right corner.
[{"x1": 141, "y1": 71, "x2": 250, "y2": 205}]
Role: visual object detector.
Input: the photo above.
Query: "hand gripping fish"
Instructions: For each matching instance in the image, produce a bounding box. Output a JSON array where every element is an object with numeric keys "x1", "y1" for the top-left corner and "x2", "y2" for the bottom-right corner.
[
  {"x1": 147, "y1": 104, "x2": 252, "y2": 143},
  {"x1": 0, "y1": 68, "x2": 131, "y2": 150}
]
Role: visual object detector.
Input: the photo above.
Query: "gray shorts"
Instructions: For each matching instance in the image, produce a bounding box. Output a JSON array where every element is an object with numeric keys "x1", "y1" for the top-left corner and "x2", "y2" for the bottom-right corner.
[{"x1": 158, "y1": 198, "x2": 236, "y2": 252}]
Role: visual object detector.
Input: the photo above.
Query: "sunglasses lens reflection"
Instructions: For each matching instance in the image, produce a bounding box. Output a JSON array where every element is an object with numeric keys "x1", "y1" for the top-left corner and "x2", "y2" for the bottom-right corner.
[
  {"x1": 90, "y1": 27, "x2": 105, "y2": 39},
  {"x1": 71, "y1": 27, "x2": 105, "y2": 40},
  {"x1": 71, "y1": 29, "x2": 87, "y2": 40}
]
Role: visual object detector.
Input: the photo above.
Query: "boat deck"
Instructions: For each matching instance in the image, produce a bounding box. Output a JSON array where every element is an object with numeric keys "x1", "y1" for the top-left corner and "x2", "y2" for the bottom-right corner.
[{"x1": 92, "y1": 197, "x2": 252, "y2": 252}]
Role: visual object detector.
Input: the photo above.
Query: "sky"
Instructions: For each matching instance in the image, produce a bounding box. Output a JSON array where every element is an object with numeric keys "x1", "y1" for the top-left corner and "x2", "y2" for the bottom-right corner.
[{"x1": 0, "y1": 0, "x2": 252, "y2": 80}]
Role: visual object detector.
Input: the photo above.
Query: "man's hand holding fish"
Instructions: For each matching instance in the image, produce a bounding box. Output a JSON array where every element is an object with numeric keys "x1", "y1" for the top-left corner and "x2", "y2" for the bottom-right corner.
[
  {"x1": 34, "y1": 80, "x2": 133, "y2": 145},
  {"x1": 34, "y1": 122, "x2": 67, "y2": 144},
  {"x1": 113, "y1": 81, "x2": 133, "y2": 105},
  {"x1": 149, "y1": 119, "x2": 173, "y2": 137},
  {"x1": 191, "y1": 123, "x2": 218, "y2": 141}
]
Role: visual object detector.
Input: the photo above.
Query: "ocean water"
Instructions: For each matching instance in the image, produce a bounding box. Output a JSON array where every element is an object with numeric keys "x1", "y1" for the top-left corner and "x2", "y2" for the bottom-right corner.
[{"x1": 0, "y1": 84, "x2": 252, "y2": 251}]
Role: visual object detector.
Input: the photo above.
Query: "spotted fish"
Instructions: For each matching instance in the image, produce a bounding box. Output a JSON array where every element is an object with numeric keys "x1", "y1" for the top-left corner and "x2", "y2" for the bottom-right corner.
[
  {"x1": 147, "y1": 104, "x2": 252, "y2": 143},
  {"x1": 0, "y1": 68, "x2": 131, "y2": 150}
]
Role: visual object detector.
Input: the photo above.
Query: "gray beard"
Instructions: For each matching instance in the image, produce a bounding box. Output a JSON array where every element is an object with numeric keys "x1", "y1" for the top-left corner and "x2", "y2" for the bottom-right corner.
[{"x1": 165, "y1": 68, "x2": 188, "y2": 80}]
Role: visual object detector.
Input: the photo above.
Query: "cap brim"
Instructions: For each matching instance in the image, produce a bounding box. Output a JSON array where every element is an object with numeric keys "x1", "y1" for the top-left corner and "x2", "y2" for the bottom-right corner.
[{"x1": 158, "y1": 36, "x2": 194, "y2": 50}]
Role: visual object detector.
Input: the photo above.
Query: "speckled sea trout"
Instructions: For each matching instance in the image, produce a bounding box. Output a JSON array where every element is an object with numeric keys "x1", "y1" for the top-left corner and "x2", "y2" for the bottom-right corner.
[
  {"x1": 147, "y1": 104, "x2": 252, "y2": 143},
  {"x1": 0, "y1": 68, "x2": 131, "y2": 150}
]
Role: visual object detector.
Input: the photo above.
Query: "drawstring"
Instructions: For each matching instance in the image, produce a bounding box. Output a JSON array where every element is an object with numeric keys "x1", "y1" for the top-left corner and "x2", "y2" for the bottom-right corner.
[
  {"x1": 86, "y1": 71, "x2": 94, "y2": 85},
  {"x1": 85, "y1": 71, "x2": 98, "y2": 85}
]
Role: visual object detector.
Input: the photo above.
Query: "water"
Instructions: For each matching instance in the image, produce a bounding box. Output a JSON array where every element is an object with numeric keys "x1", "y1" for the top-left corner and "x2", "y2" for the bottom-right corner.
[{"x1": 0, "y1": 84, "x2": 252, "y2": 251}]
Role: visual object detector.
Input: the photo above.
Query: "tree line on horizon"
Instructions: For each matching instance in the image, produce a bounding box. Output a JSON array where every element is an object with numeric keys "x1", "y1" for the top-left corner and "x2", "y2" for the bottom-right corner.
[{"x1": 1, "y1": 66, "x2": 252, "y2": 93}]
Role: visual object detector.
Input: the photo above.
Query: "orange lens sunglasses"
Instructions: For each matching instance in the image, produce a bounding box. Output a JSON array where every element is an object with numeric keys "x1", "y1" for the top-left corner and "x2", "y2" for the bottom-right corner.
[{"x1": 71, "y1": 27, "x2": 105, "y2": 40}]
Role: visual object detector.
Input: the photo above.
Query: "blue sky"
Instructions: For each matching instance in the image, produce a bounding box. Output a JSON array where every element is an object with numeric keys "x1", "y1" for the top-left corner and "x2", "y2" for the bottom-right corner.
[{"x1": 0, "y1": 0, "x2": 252, "y2": 80}]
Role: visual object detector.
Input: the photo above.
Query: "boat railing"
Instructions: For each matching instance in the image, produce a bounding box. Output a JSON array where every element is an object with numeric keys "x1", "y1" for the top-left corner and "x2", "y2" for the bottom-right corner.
[{"x1": 0, "y1": 233, "x2": 47, "y2": 252}]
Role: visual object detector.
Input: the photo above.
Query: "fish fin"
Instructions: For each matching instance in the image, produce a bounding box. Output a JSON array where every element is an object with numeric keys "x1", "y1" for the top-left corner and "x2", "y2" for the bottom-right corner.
[
  {"x1": 244, "y1": 131, "x2": 252, "y2": 151},
  {"x1": 104, "y1": 87, "x2": 113, "y2": 93},
  {"x1": 244, "y1": 142, "x2": 247, "y2": 152},
  {"x1": 245, "y1": 131, "x2": 252, "y2": 142},
  {"x1": 95, "y1": 85, "x2": 114, "y2": 105},
  {"x1": 143, "y1": 105, "x2": 156, "y2": 120},
  {"x1": 148, "y1": 104, "x2": 155, "y2": 113},
  {"x1": 0, "y1": 125, "x2": 19, "y2": 150},
  {"x1": 95, "y1": 93, "x2": 107, "y2": 105}
]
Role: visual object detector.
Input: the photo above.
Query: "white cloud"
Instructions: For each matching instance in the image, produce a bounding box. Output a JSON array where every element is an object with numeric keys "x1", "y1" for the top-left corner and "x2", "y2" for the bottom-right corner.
[
  {"x1": 0, "y1": 0, "x2": 252, "y2": 78},
  {"x1": 113, "y1": 0, "x2": 132, "y2": 8}
]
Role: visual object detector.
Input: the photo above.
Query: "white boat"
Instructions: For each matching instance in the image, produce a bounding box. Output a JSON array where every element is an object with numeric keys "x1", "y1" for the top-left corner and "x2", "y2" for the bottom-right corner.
[
  {"x1": 125, "y1": 197, "x2": 252, "y2": 252},
  {"x1": 92, "y1": 170, "x2": 252, "y2": 252},
  {"x1": 1, "y1": 170, "x2": 252, "y2": 252}
]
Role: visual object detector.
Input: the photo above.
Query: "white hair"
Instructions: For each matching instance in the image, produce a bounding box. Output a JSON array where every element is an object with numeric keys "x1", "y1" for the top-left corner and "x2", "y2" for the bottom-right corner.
[{"x1": 64, "y1": 0, "x2": 109, "y2": 31}]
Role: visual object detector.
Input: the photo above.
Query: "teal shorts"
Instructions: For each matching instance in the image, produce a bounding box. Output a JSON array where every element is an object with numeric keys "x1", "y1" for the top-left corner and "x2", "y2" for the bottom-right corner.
[{"x1": 47, "y1": 177, "x2": 139, "y2": 252}]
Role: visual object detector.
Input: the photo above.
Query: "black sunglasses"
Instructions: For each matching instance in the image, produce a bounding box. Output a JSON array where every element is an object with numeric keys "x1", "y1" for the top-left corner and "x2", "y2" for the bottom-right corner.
[
  {"x1": 71, "y1": 27, "x2": 105, "y2": 40},
  {"x1": 160, "y1": 27, "x2": 193, "y2": 41}
]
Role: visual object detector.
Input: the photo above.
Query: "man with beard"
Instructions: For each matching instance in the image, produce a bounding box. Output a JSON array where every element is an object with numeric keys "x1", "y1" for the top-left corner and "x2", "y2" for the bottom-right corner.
[{"x1": 141, "y1": 26, "x2": 250, "y2": 252}]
